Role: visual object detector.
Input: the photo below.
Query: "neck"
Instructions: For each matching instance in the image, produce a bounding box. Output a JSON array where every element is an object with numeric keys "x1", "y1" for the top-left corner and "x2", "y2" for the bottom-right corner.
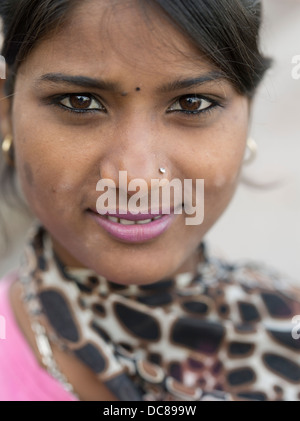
[{"x1": 50, "y1": 233, "x2": 205, "y2": 287}]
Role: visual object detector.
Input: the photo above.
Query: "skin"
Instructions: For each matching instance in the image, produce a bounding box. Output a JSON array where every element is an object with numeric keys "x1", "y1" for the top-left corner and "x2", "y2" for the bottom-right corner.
[{"x1": 0, "y1": 0, "x2": 250, "y2": 399}]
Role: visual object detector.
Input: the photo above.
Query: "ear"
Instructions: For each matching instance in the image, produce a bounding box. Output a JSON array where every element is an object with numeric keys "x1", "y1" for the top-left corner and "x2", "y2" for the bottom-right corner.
[{"x1": 0, "y1": 77, "x2": 13, "y2": 139}]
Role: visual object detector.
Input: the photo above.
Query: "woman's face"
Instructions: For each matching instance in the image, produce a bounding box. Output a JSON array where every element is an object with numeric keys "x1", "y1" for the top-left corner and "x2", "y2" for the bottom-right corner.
[{"x1": 2, "y1": 0, "x2": 249, "y2": 285}]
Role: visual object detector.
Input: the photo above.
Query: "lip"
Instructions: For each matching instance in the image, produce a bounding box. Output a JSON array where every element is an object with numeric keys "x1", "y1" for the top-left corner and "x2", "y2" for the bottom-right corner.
[
  {"x1": 93, "y1": 208, "x2": 172, "y2": 221},
  {"x1": 88, "y1": 209, "x2": 177, "y2": 243}
]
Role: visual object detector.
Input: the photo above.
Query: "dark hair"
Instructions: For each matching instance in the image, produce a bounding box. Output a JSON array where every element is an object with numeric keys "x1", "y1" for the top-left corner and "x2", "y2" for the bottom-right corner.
[
  {"x1": 153, "y1": 0, "x2": 271, "y2": 96},
  {"x1": 0, "y1": 0, "x2": 271, "y2": 201},
  {"x1": 0, "y1": 0, "x2": 270, "y2": 95}
]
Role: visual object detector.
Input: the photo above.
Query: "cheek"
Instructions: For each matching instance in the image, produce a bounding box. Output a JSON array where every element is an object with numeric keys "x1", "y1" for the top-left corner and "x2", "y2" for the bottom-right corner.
[
  {"x1": 202, "y1": 142, "x2": 246, "y2": 211},
  {"x1": 18, "y1": 155, "x2": 75, "y2": 219},
  {"x1": 13, "y1": 122, "x2": 86, "y2": 219},
  {"x1": 203, "y1": 103, "x2": 248, "y2": 189},
  {"x1": 208, "y1": 146, "x2": 245, "y2": 189},
  {"x1": 23, "y1": 161, "x2": 34, "y2": 187},
  {"x1": 184, "y1": 107, "x2": 248, "y2": 217}
]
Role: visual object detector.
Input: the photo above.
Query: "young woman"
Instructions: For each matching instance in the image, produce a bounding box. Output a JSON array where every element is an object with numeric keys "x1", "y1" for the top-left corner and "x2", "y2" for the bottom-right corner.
[{"x1": 0, "y1": 0, "x2": 299, "y2": 401}]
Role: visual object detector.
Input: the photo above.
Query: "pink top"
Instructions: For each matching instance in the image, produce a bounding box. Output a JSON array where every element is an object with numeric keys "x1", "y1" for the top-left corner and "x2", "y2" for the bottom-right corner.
[{"x1": 0, "y1": 273, "x2": 77, "y2": 401}]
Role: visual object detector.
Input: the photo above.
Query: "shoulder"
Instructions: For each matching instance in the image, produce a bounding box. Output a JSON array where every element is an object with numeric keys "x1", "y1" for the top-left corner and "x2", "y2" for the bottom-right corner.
[
  {"x1": 0, "y1": 273, "x2": 29, "y2": 400},
  {"x1": 0, "y1": 273, "x2": 76, "y2": 401},
  {"x1": 197, "y1": 253, "x2": 300, "y2": 400},
  {"x1": 199, "y1": 250, "x2": 300, "y2": 323}
]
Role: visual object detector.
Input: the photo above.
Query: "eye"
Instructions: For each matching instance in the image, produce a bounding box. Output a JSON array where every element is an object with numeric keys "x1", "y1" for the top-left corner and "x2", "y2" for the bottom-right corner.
[
  {"x1": 59, "y1": 94, "x2": 105, "y2": 112},
  {"x1": 168, "y1": 95, "x2": 214, "y2": 114}
]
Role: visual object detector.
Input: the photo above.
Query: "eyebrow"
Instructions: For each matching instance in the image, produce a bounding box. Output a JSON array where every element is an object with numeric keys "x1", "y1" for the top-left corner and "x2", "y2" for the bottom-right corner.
[
  {"x1": 36, "y1": 71, "x2": 226, "y2": 93},
  {"x1": 37, "y1": 73, "x2": 121, "y2": 92},
  {"x1": 159, "y1": 71, "x2": 226, "y2": 93}
]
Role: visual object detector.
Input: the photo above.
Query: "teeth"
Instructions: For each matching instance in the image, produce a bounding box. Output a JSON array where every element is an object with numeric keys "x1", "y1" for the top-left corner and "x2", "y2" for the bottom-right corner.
[
  {"x1": 119, "y1": 218, "x2": 135, "y2": 225},
  {"x1": 106, "y1": 215, "x2": 164, "y2": 225},
  {"x1": 136, "y1": 219, "x2": 152, "y2": 225},
  {"x1": 107, "y1": 216, "x2": 119, "y2": 223}
]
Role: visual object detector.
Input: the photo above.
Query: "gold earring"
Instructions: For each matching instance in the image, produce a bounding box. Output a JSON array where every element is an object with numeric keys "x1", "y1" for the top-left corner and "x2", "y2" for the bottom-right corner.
[
  {"x1": 1, "y1": 135, "x2": 14, "y2": 166},
  {"x1": 243, "y1": 137, "x2": 257, "y2": 165}
]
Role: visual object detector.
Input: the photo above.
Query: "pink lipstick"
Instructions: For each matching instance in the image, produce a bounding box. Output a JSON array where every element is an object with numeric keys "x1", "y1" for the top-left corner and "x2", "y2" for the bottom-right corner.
[{"x1": 88, "y1": 209, "x2": 177, "y2": 243}]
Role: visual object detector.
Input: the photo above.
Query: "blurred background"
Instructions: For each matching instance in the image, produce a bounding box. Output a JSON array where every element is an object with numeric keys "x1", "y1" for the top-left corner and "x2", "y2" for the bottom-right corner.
[
  {"x1": 0, "y1": 0, "x2": 299, "y2": 281},
  {"x1": 207, "y1": 0, "x2": 300, "y2": 282}
]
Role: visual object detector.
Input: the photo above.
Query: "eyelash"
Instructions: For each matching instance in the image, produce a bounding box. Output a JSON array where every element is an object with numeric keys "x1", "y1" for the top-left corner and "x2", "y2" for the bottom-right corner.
[
  {"x1": 49, "y1": 93, "x2": 105, "y2": 115},
  {"x1": 167, "y1": 95, "x2": 221, "y2": 117},
  {"x1": 48, "y1": 93, "x2": 222, "y2": 118}
]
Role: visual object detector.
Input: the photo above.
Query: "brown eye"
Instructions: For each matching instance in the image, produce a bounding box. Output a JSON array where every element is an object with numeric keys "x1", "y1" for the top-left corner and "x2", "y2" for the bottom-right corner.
[
  {"x1": 179, "y1": 96, "x2": 203, "y2": 111},
  {"x1": 168, "y1": 95, "x2": 213, "y2": 114},
  {"x1": 69, "y1": 95, "x2": 92, "y2": 109},
  {"x1": 60, "y1": 94, "x2": 104, "y2": 111}
]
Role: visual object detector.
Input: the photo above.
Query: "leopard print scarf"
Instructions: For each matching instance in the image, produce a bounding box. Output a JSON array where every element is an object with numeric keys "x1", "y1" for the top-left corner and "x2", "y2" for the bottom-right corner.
[{"x1": 19, "y1": 225, "x2": 300, "y2": 401}]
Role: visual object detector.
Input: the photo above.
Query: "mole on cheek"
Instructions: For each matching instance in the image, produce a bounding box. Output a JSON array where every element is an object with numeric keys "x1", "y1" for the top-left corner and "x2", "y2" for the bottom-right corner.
[{"x1": 135, "y1": 87, "x2": 141, "y2": 92}]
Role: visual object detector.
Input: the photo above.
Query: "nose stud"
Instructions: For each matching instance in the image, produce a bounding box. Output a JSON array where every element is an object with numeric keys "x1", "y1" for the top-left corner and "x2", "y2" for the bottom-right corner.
[{"x1": 159, "y1": 167, "x2": 166, "y2": 174}]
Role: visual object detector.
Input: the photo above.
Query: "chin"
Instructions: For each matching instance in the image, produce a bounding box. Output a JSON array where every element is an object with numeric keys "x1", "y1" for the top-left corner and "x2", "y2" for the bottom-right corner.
[{"x1": 90, "y1": 263, "x2": 171, "y2": 287}]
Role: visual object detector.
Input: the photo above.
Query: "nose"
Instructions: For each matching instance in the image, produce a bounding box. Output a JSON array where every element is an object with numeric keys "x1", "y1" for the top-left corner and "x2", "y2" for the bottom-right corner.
[{"x1": 99, "y1": 114, "x2": 167, "y2": 196}]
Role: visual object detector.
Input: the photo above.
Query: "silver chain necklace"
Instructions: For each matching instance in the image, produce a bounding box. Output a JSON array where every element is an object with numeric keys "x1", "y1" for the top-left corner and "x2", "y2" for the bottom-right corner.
[{"x1": 20, "y1": 273, "x2": 78, "y2": 399}]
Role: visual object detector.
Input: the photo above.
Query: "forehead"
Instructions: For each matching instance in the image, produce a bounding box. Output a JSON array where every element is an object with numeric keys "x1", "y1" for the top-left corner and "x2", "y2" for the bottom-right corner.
[{"x1": 18, "y1": 0, "x2": 216, "y2": 81}]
